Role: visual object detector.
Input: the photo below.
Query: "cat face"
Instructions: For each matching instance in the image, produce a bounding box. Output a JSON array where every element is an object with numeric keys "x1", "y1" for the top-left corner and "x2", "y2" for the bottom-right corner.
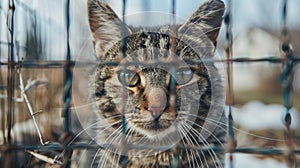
[{"x1": 87, "y1": 0, "x2": 225, "y2": 142}]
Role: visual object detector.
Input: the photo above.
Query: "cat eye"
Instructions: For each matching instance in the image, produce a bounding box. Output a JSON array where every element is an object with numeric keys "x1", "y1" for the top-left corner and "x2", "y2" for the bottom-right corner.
[
  {"x1": 118, "y1": 70, "x2": 140, "y2": 87},
  {"x1": 174, "y1": 68, "x2": 193, "y2": 85}
]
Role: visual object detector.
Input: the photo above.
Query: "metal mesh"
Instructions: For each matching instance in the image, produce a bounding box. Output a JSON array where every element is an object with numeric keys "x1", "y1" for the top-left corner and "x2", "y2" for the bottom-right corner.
[{"x1": 0, "y1": 0, "x2": 299, "y2": 167}]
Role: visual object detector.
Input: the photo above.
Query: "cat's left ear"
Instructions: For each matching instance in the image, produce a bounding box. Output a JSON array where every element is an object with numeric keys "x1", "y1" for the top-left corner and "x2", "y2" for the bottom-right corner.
[
  {"x1": 87, "y1": 0, "x2": 132, "y2": 59},
  {"x1": 179, "y1": 0, "x2": 225, "y2": 46}
]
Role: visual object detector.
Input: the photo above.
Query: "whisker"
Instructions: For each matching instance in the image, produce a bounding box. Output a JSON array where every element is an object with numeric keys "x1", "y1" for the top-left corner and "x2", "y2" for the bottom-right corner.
[
  {"x1": 179, "y1": 112, "x2": 227, "y2": 130},
  {"x1": 126, "y1": 125, "x2": 135, "y2": 141},
  {"x1": 90, "y1": 145, "x2": 103, "y2": 168},
  {"x1": 182, "y1": 121, "x2": 221, "y2": 168},
  {"x1": 177, "y1": 123, "x2": 202, "y2": 168},
  {"x1": 181, "y1": 112, "x2": 285, "y2": 142},
  {"x1": 186, "y1": 120, "x2": 224, "y2": 146},
  {"x1": 177, "y1": 125, "x2": 193, "y2": 168},
  {"x1": 68, "y1": 116, "x2": 122, "y2": 145},
  {"x1": 53, "y1": 117, "x2": 122, "y2": 165},
  {"x1": 181, "y1": 123, "x2": 203, "y2": 168},
  {"x1": 99, "y1": 126, "x2": 123, "y2": 167},
  {"x1": 112, "y1": 126, "x2": 137, "y2": 166},
  {"x1": 180, "y1": 122, "x2": 208, "y2": 168}
]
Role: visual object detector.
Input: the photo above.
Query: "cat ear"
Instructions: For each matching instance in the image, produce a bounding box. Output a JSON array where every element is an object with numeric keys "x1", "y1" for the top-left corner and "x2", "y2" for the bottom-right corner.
[
  {"x1": 87, "y1": 0, "x2": 132, "y2": 59},
  {"x1": 179, "y1": 0, "x2": 225, "y2": 46}
]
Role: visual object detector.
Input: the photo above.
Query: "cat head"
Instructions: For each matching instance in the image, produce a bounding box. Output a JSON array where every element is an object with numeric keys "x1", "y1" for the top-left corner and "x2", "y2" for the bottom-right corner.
[{"x1": 87, "y1": 0, "x2": 225, "y2": 141}]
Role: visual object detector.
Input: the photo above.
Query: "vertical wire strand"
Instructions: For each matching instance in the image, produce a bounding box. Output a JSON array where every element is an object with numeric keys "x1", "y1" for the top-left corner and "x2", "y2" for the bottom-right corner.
[
  {"x1": 279, "y1": 0, "x2": 297, "y2": 167},
  {"x1": 0, "y1": 66, "x2": 4, "y2": 145},
  {"x1": 119, "y1": 0, "x2": 128, "y2": 167},
  {"x1": 0, "y1": 2, "x2": 6, "y2": 145},
  {"x1": 169, "y1": 0, "x2": 177, "y2": 118},
  {"x1": 62, "y1": 0, "x2": 73, "y2": 167},
  {"x1": 5, "y1": 0, "x2": 15, "y2": 167},
  {"x1": 224, "y1": 0, "x2": 235, "y2": 167},
  {"x1": 169, "y1": 0, "x2": 180, "y2": 167},
  {"x1": 63, "y1": 0, "x2": 72, "y2": 133},
  {"x1": 7, "y1": 0, "x2": 15, "y2": 145}
]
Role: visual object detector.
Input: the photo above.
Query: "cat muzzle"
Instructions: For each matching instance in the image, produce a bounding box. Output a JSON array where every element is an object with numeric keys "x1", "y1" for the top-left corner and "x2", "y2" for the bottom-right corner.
[
  {"x1": 148, "y1": 88, "x2": 167, "y2": 120},
  {"x1": 148, "y1": 106, "x2": 164, "y2": 120}
]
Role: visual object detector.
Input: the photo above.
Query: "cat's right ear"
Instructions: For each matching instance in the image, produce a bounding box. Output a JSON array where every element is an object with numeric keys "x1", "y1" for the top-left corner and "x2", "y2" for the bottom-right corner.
[
  {"x1": 178, "y1": 0, "x2": 225, "y2": 47},
  {"x1": 87, "y1": 0, "x2": 132, "y2": 59}
]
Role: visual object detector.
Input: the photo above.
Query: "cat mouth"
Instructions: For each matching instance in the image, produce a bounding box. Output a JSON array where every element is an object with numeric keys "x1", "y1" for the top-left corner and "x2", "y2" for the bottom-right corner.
[
  {"x1": 130, "y1": 118, "x2": 174, "y2": 134},
  {"x1": 144, "y1": 120, "x2": 170, "y2": 130}
]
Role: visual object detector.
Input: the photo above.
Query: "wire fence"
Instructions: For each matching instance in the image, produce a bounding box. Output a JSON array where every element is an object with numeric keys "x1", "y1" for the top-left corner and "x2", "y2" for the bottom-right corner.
[{"x1": 0, "y1": 0, "x2": 300, "y2": 167}]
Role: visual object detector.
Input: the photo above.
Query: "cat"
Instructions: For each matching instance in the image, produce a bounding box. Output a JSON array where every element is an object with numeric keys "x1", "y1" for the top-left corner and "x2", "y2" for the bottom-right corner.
[{"x1": 86, "y1": 0, "x2": 226, "y2": 167}]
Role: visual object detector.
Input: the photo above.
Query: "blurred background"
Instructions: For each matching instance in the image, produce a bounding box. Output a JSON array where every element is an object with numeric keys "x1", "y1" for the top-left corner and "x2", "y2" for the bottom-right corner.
[{"x1": 0, "y1": 0, "x2": 300, "y2": 167}]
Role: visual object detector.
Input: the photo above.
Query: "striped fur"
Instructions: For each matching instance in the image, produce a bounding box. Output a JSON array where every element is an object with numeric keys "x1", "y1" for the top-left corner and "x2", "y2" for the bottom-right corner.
[{"x1": 87, "y1": 0, "x2": 226, "y2": 167}]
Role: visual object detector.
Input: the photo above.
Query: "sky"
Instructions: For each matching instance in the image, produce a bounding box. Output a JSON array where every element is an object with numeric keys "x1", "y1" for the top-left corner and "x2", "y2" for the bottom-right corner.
[{"x1": 105, "y1": 0, "x2": 300, "y2": 29}]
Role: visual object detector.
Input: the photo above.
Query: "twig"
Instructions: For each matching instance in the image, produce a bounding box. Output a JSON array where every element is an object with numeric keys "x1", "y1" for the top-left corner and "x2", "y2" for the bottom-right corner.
[
  {"x1": 24, "y1": 79, "x2": 48, "y2": 93},
  {"x1": 19, "y1": 71, "x2": 48, "y2": 145},
  {"x1": 25, "y1": 150, "x2": 63, "y2": 165},
  {"x1": 0, "y1": 78, "x2": 48, "y2": 102}
]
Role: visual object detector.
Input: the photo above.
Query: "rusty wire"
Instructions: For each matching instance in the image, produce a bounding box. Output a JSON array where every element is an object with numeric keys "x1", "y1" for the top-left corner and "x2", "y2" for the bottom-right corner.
[
  {"x1": 223, "y1": 0, "x2": 236, "y2": 167},
  {"x1": 279, "y1": 0, "x2": 298, "y2": 167}
]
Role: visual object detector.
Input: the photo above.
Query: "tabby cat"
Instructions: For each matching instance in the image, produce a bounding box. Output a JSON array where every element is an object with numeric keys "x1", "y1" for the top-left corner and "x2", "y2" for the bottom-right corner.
[{"x1": 86, "y1": 0, "x2": 226, "y2": 167}]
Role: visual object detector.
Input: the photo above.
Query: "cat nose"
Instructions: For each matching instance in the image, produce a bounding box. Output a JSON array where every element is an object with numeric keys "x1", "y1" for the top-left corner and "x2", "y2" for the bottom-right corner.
[{"x1": 148, "y1": 88, "x2": 167, "y2": 120}]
